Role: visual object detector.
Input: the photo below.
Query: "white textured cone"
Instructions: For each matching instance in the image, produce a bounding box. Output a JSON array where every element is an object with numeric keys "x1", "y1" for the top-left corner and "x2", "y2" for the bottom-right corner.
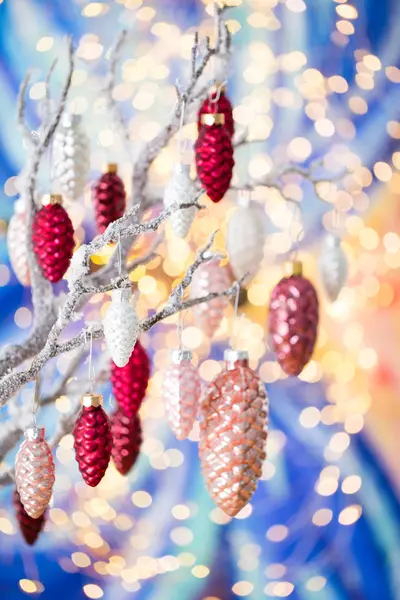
[
  {"x1": 7, "y1": 200, "x2": 30, "y2": 286},
  {"x1": 190, "y1": 259, "x2": 231, "y2": 338},
  {"x1": 103, "y1": 290, "x2": 139, "y2": 367},
  {"x1": 52, "y1": 114, "x2": 90, "y2": 202},
  {"x1": 163, "y1": 164, "x2": 197, "y2": 238},
  {"x1": 319, "y1": 233, "x2": 348, "y2": 302},
  {"x1": 226, "y1": 200, "x2": 266, "y2": 281}
]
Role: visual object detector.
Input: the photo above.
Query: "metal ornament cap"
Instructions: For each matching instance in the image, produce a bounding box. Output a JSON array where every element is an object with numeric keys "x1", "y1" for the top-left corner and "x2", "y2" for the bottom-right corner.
[
  {"x1": 61, "y1": 112, "x2": 81, "y2": 128},
  {"x1": 201, "y1": 113, "x2": 225, "y2": 126},
  {"x1": 224, "y1": 349, "x2": 249, "y2": 368},
  {"x1": 171, "y1": 349, "x2": 193, "y2": 364},
  {"x1": 25, "y1": 427, "x2": 45, "y2": 441},
  {"x1": 111, "y1": 287, "x2": 132, "y2": 303},
  {"x1": 81, "y1": 393, "x2": 103, "y2": 408},
  {"x1": 107, "y1": 163, "x2": 118, "y2": 174}
]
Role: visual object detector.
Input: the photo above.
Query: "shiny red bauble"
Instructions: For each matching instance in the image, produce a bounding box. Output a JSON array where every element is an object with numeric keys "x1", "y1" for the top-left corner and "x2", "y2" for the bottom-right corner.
[
  {"x1": 73, "y1": 394, "x2": 112, "y2": 487},
  {"x1": 13, "y1": 489, "x2": 46, "y2": 546},
  {"x1": 93, "y1": 163, "x2": 126, "y2": 234},
  {"x1": 32, "y1": 195, "x2": 74, "y2": 283},
  {"x1": 111, "y1": 410, "x2": 142, "y2": 476},
  {"x1": 195, "y1": 113, "x2": 234, "y2": 203},
  {"x1": 198, "y1": 88, "x2": 234, "y2": 138},
  {"x1": 111, "y1": 340, "x2": 150, "y2": 417},
  {"x1": 268, "y1": 262, "x2": 319, "y2": 377}
]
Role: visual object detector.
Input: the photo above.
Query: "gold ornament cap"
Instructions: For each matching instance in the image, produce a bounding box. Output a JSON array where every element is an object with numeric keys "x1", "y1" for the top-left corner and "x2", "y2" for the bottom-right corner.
[
  {"x1": 286, "y1": 260, "x2": 303, "y2": 276},
  {"x1": 81, "y1": 393, "x2": 103, "y2": 408},
  {"x1": 201, "y1": 113, "x2": 225, "y2": 126},
  {"x1": 107, "y1": 163, "x2": 118, "y2": 174},
  {"x1": 42, "y1": 194, "x2": 63, "y2": 206}
]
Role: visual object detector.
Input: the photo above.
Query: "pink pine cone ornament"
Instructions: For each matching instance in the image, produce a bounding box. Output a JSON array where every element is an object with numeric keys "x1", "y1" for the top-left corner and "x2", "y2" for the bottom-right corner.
[
  {"x1": 190, "y1": 259, "x2": 231, "y2": 338},
  {"x1": 93, "y1": 163, "x2": 126, "y2": 234},
  {"x1": 163, "y1": 350, "x2": 202, "y2": 440},
  {"x1": 73, "y1": 394, "x2": 112, "y2": 487},
  {"x1": 111, "y1": 340, "x2": 150, "y2": 417},
  {"x1": 111, "y1": 410, "x2": 142, "y2": 476},
  {"x1": 199, "y1": 350, "x2": 268, "y2": 517},
  {"x1": 15, "y1": 427, "x2": 55, "y2": 520},
  {"x1": 268, "y1": 261, "x2": 319, "y2": 376}
]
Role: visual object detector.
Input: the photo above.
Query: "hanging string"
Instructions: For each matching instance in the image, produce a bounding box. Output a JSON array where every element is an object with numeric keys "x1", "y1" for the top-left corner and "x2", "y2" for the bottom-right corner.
[
  {"x1": 177, "y1": 99, "x2": 186, "y2": 164},
  {"x1": 288, "y1": 201, "x2": 304, "y2": 263},
  {"x1": 85, "y1": 326, "x2": 95, "y2": 393},
  {"x1": 230, "y1": 281, "x2": 241, "y2": 351},
  {"x1": 118, "y1": 230, "x2": 122, "y2": 278},
  {"x1": 177, "y1": 289, "x2": 186, "y2": 351},
  {"x1": 31, "y1": 376, "x2": 41, "y2": 430}
]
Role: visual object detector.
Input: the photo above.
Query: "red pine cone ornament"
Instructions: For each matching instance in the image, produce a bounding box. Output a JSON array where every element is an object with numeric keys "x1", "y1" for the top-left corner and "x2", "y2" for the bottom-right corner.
[
  {"x1": 32, "y1": 194, "x2": 74, "y2": 283},
  {"x1": 195, "y1": 113, "x2": 234, "y2": 203},
  {"x1": 199, "y1": 350, "x2": 268, "y2": 517},
  {"x1": 111, "y1": 340, "x2": 150, "y2": 417},
  {"x1": 268, "y1": 261, "x2": 319, "y2": 376},
  {"x1": 14, "y1": 489, "x2": 46, "y2": 546},
  {"x1": 111, "y1": 410, "x2": 142, "y2": 475},
  {"x1": 198, "y1": 87, "x2": 234, "y2": 138},
  {"x1": 93, "y1": 163, "x2": 126, "y2": 233},
  {"x1": 73, "y1": 393, "x2": 112, "y2": 487}
]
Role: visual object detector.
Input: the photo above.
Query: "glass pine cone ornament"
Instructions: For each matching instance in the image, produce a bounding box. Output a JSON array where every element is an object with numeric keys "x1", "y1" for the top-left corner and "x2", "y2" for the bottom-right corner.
[
  {"x1": 52, "y1": 113, "x2": 90, "y2": 202},
  {"x1": 198, "y1": 86, "x2": 234, "y2": 138},
  {"x1": 7, "y1": 199, "x2": 30, "y2": 286},
  {"x1": 111, "y1": 410, "x2": 142, "y2": 476},
  {"x1": 93, "y1": 163, "x2": 126, "y2": 234},
  {"x1": 226, "y1": 195, "x2": 266, "y2": 280},
  {"x1": 32, "y1": 194, "x2": 75, "y2": 283},
  {"x1": 103, "y1": 288, "x2": 139, "y2": 368},
  {"x1": 319, "y1": 233, "x2": 348, "y2": 302},
  {"x1": 13, "y1": 489, "x2": 46, "y2": 545},
  {"x1": 73, "y1": 394, "x2": 112, "y2": 487},
  {"x1": 111, "y1": 340, "x2": 150, "y2": 417},
  {"x1": 163, "y1": 350, "x2": 202, "y2": 440},
  {"x1": 15, "y1": 427, "x2": 55, "y2": 519},
  {"x1": 190, "y1": 258, "x2": 231, "y2": 338},
  {"x1": 199, "y1": 350, "x2": 268, "y2": 517},
  {"x1": 195, "y1": 113, "x2": 234, "y2": 203},
  {"x1": 268, "y1": 261, "x2": 319, "y2": 376},
  {"x1": 163, "y1": 164, "x2": 197, "y2": 238}
]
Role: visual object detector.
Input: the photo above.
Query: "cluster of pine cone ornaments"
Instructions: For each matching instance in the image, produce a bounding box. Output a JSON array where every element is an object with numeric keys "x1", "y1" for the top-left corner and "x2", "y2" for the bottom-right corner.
[{"x1": 10, "y1": 88, "x2": 349, "y2": 544}]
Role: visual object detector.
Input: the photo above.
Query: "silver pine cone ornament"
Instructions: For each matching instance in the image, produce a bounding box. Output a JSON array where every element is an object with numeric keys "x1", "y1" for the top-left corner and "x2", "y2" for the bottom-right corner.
[
  {"x1": 163, "y1": 164, "x2": 197, "y2": 238},
  {"x1": 319, "y1": 233, "x2": 348, "y2": 302},
  {"x1": 52, "y1": 113, "x2": 90, "y2": 202}
]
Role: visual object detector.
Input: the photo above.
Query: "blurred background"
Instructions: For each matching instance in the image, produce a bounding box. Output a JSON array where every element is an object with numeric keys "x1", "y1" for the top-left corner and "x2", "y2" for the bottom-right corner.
[{"x1": 0, "y1": 0, "x2": 400, "y2": 599}]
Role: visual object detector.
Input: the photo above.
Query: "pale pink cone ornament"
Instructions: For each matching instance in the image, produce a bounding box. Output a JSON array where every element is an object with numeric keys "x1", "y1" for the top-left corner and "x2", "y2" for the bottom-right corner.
[
  {"x1": 15, "y1": 427, "x2": 55, "y2": 519},
  {"x1": 199, "y1": 350, "x2": 268, "y2": 517},
  {"x1": 163, "y1": 350, "x2": 202, "y2": 440},
  {"x1": 190, "y1": 259, "x2": 231, "y2": 338}
]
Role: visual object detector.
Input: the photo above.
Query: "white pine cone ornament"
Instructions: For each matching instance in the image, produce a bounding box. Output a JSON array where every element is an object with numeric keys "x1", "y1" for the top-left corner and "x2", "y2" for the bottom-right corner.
[
  {"x1": 319, "y1": 233, "x2": 348, "y2": 302},
  {"x1": 163, "y1": 350, "x2": 202, "y2": 440},
  {"x1": 52, "y1": 113, "x2": 90, "y2": 202},
  {"x1": 163, "y1": 164, "x2": 197, "y2": 238},
  {"x1": 7, "y1": 198, "x2": 30, "y2": 286},
  {"x1": 15, "y1": 427, "x2": 55, "y2": 519},
  {"x1": 103, "y1": 288, "x2": 139, "y2": 368},
  {"x1": 226, "y1": 195, "x2": 266, "y2": 281},
  {"x1": 190, "y1": 258, "x2": 231, "y2": 338}
]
